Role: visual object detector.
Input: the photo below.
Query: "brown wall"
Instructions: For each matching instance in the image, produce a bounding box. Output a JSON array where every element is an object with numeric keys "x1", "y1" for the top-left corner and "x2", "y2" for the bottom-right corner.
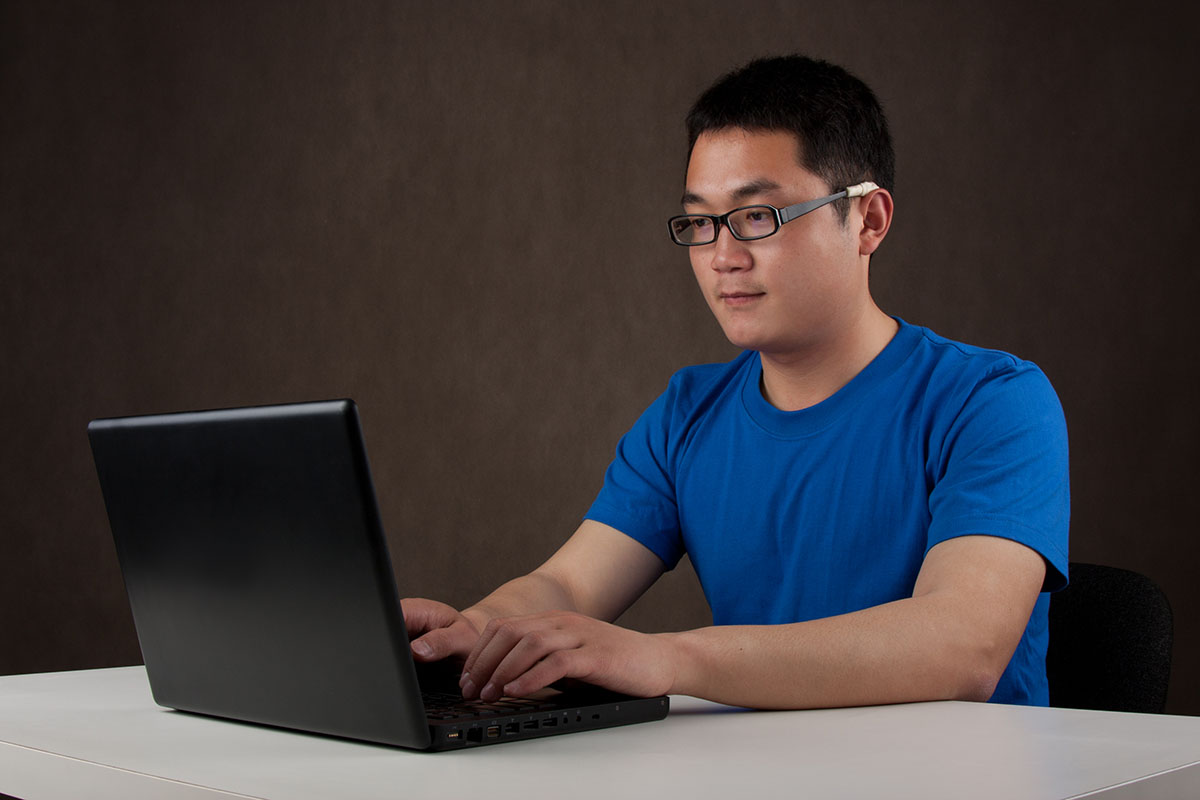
[{"x1": 3, "y1": 1, "x2": 1198, "y2": 713}]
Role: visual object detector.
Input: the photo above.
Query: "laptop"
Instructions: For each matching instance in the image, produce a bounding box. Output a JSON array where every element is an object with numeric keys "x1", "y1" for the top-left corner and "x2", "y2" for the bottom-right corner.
[{"x1": 87, "y1": 399, "x2": 669, "y2": 750}]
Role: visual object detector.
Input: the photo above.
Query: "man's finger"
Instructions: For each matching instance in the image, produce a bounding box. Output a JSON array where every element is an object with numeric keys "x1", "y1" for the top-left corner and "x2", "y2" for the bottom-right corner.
[
  {"x1": 500, "y1": 648, "x2": 582, "y2": 699},
  {"x1": 461, "y1": 615, "x2": 549, "y2": 687},
  {"x1": 411, "y1": 622, "x2": 478, "y2": 662},
  {"x1": 477, "y1": 628, "x2": 580, "y2": 700},
  {"x1": 461, "y1": 615, "x2": 510, "y2": 677}
]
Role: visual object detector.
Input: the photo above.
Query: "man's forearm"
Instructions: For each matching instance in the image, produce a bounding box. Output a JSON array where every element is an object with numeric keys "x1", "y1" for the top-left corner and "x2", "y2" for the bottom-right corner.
[
  {"x1": 663, "y1": 593, "x2": 1004, "y2": 709},
  {"x1": 462, "y1": 521, "x2": 667, "y2": 631}
]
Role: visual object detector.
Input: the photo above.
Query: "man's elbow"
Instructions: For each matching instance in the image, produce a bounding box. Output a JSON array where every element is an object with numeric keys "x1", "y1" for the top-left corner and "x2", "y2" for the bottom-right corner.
[
  {"x1": 943, "y1": 641, "x2": 1009, "y2": 702},
  {"x1": 950, "y1": 666, "x2": 1001, "y2": 702}
]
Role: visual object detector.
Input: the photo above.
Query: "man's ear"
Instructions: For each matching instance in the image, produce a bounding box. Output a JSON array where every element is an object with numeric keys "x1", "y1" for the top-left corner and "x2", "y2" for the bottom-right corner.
[{"x1": 858, "y1": 188, "x2": 893, "y2": 256}]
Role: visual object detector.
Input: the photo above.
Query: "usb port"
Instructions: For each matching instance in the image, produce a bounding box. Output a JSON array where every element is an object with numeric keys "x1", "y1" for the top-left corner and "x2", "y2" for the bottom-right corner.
[
  {"x1": 486, "y1": 725, "x2": 501, "y2": 738},
  {"x1": 542, "y1": 717, "x2": 558, "y2": 728},
  {"x1": 523, "y1": 719, "x2": 539, "y2": 730}
]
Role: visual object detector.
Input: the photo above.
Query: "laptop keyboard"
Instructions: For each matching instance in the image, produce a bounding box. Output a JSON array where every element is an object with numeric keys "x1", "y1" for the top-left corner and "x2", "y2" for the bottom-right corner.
[{"x1": 422, "y1": 691, "x2": 559, "y2": 721}]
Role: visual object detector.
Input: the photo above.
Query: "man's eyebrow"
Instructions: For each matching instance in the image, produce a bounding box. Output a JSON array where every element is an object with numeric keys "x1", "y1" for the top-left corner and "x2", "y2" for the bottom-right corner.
[{"x1": 681, "y1": 178, "x2": 784, "y2": 207}]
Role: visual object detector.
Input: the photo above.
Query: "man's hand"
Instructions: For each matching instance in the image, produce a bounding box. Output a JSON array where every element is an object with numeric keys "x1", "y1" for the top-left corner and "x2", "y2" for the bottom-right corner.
[
  {"x1": 458, "y1": 611, "x2": 677, "y2": 702},
  {"x1": 401, "y1": 598, "x2": 482, "y2": 662}
]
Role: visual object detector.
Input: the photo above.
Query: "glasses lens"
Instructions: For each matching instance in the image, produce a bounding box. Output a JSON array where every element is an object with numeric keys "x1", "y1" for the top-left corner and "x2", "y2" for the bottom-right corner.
[
  {"x1": 670, "y1": 215, "x2": 716, "y2": 245},
  {"x1": 728, "y1": 206, "x2": 778, "y2": 240}
]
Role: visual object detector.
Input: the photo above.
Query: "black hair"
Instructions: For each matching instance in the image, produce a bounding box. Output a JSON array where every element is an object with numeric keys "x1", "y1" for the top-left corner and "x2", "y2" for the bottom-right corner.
[{"x1": 686, "y1": 55, "x2": 894, "y2": 221}]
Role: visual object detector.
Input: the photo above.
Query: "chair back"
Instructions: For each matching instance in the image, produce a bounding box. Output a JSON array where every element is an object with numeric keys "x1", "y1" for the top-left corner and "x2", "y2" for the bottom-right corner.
[{"x1": 1046, "y1": 562, "x2": 1172, "y2": 713}]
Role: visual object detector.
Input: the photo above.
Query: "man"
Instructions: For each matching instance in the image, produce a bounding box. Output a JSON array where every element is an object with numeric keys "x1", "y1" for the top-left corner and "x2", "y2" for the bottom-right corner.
[{"x1": 403, "y1": 55, "x2": 1069, "y2": 709}]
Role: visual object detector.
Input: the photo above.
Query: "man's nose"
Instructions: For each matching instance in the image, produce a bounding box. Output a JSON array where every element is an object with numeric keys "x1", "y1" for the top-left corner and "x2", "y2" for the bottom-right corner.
[{"x1": 710, "y1": 225, "x2": 753, "y2": 272}]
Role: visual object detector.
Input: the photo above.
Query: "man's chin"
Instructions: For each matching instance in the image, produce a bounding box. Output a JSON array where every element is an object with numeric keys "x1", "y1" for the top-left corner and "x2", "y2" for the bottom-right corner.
[
  {"x1": 713, "y1": 315, "x2": 761, "y2": 347},
  {"x1": 719, "y1": 330, "x2": 770, "y2": 353}
]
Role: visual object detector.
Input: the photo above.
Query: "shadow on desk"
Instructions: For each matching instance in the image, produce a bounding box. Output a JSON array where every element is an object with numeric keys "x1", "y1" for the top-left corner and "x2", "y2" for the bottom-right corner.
[{"x1": 664, "y1": 703, "x2": 752, "y2": 716}]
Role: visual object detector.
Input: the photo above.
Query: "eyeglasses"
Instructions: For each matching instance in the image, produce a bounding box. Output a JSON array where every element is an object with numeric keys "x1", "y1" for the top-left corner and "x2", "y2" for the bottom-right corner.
[{"x1": 667, "y1": 181, "x2": 879, "y2": 246}]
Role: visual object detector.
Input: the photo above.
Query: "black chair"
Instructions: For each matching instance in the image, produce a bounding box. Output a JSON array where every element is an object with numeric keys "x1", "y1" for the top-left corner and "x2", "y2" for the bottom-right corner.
[{"x1": 1046, "y1": 562, "x2": 1173, "y2": 713}]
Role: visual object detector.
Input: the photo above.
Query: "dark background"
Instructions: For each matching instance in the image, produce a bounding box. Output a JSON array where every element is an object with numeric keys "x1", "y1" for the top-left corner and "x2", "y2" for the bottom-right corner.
[{"x1": 3, "y1": 1, "x2": 1198, "y2": 713}]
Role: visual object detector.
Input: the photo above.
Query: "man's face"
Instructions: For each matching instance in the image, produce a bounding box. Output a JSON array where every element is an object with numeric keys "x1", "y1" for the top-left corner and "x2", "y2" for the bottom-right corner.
[{"x1": 683, "y1": 128, "x2": 868, "y2": 358}]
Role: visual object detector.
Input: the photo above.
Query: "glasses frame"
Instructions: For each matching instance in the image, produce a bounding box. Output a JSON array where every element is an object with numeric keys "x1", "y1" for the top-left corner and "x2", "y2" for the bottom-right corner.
[{"x1": 667, "y1": 181, "x2": 880, "y2": 247}]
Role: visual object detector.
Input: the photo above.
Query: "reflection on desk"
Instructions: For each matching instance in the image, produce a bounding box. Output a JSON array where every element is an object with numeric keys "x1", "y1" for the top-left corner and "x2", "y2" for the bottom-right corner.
[{"x1": 1, "y1": 666, "x2": 1199, "y2": 799}]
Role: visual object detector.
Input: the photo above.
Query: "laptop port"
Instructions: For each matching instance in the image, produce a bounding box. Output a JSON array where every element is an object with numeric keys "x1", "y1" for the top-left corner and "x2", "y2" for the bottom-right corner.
[
  {"x1": 486, "y1": 725, "x2": 501, "y2": 738},
  {"x1": 523, "y1": 719, "x2": 539, "y2": 730},
  {"x1": 542, "y1": 717, "x2": 558, "y2": 728}
]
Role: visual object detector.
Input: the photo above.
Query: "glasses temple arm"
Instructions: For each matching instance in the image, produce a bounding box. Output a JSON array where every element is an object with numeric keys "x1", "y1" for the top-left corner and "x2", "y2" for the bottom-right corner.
[{"x1": 778, "y1": 181, "x2": 880, "y2": 225}]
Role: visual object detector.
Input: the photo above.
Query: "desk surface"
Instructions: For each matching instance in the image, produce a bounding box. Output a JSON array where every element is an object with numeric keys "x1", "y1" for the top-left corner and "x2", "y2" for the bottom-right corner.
[{"x1": 2, "y1": 667, "x2": 1199, "y2": 800}]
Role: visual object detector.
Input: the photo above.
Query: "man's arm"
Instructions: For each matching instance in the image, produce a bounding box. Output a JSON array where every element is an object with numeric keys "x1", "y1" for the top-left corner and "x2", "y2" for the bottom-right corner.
[{"x1": 459, "y1": 533, "x2": 1046, "y2": 709}]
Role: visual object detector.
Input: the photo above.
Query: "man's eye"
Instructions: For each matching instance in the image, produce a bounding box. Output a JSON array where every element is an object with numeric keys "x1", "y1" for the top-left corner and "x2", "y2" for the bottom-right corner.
[{"x1": 692, "y1": 218, "x2": 712, "y2": 229}]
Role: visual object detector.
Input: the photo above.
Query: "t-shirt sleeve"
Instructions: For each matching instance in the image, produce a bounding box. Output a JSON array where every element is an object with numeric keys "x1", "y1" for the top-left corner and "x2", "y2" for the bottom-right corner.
[
  {"x1": 926, "y1": 361, "x2": 1070, "y2": 591},
  {"x1": 584, "y1": 387, "x2": 685, "y2": 570}
]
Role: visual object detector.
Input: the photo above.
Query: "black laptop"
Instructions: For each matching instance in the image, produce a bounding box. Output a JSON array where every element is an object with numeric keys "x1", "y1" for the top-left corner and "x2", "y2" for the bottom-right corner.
[{"x1": 87, "y1": 399, "x2": 668, "y2": 750}]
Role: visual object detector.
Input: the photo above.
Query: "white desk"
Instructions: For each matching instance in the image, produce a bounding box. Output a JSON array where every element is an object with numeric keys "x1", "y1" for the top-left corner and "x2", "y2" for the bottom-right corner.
[{"x1": 1, "y1": 667, "x2": 1198, "y2": 800}]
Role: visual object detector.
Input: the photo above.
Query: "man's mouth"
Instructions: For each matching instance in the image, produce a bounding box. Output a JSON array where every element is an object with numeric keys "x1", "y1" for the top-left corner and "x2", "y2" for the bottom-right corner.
[{"x1": 719, "y1": 290, "x2": 766, "y2": 306}]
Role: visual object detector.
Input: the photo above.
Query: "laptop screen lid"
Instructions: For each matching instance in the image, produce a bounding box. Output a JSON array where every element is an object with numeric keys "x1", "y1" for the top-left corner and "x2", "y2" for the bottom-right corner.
[{"x1": 88, "y1": 400, "x2": 433, "y2": 749}]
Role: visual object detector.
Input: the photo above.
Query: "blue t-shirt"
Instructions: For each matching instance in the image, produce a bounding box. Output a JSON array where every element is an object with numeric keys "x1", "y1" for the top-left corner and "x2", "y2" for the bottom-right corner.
[{"x1": 585, "y1": 318, "x2": 1069, "y2": 706}]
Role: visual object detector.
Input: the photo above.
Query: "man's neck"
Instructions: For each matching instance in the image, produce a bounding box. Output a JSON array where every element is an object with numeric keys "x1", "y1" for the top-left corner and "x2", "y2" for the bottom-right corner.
[{"x1": 758, "y1": 307, "x2": 899, "y2": 412}]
